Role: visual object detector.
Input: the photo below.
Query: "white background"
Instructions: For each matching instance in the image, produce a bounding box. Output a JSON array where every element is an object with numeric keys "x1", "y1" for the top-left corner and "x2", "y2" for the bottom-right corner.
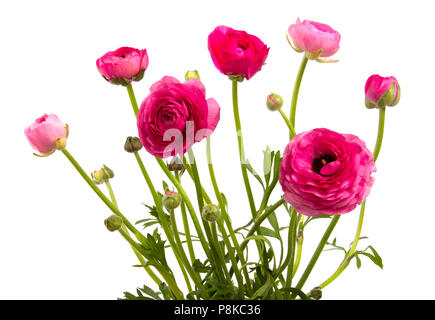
[{"x1": 1, "y1": 0, "x2": 433, "y2": 299}]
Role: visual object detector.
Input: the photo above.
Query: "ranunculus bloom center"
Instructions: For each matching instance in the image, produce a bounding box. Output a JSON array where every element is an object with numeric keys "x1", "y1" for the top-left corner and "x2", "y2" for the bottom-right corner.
[{"x1": 312, "y1": 154, "x2": 338, "y2": 176}]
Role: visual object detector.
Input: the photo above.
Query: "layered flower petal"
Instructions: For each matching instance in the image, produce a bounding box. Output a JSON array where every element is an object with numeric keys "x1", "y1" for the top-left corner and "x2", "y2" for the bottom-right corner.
[{"x1": 279, "y1": 128, "x2": 375, "y2": 216}]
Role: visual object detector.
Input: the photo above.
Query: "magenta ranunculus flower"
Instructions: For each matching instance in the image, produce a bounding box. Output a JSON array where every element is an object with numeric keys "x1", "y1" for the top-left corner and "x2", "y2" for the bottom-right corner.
[
  {"x1": 208, "y1": 26, "x2": 270, "y2": 80},
  {"x1": 137, "y1": 76, "x2": 220, "y2": 158},
  {"x1": 25, "y1": 114, "x2": 68, "y2": 156},
  {"x1": 96, "y1": 47, "x2": 149, "y2": 86},
  {"x1": 365, "y1": 74, "x2": 401, "y2": 109},
  {"x1": 288, "y1": 18, "x2": 341, "y2": 60},
  {"x1": 279, "y1": 128, "x2": 375, "y2": 216}
]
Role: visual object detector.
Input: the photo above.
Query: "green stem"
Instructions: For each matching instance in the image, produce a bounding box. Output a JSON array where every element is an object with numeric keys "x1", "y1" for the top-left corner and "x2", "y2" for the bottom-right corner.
[
  {"x1": 133, "y1": 151, "x2": 205, "y2": 294},
  {"x1": 175, "y1": 172, "x2": 196, "y2": 264},
  {"x1": 105, "y1": 180, "x2": 162, "y2": 286},
  {"x1": 126, "y1": 84, "x2": 139, "y2": 116},
  {"x1": 317, "y1": 107, "x2": 386, "y2": 289},
  {"x1": 61, "y1": 149, "x2": 145, "y2": 243},
  {"x1": 155, "y1": 157, "x2": 213, "y2": 263},
  {"x1": 118, "y1": 227, "x2": 183, "y2": 299},
  {"x1": 289, "y1": 215, "x2": 340, "y2": 299},
  {"x1": 240, "y1": 199, "x2": 285, "y2": 251},
  {"x1": 232, "y1": 80, "x2": 256, "y2": 218},
  {"x1": 186, "y1": 148, "x2": 226, "y2": 283},
  {"x1": 373, "y1": 107, "x2": 385, "y2": 162},
  {"x1": 206, "y1": 137, "x2": 252, "y2": 296},
  {"x1": 319, "y1": 202, "x2": 366, "y2": 289},
  {"x1": 284, "y1": 208, "x2": 298, "y2": 299},
  {"x1": 170, "y1": 209, "x2": 193, "y2": 293},
  {"x1": 279, "y1": 108, "x2": 296, "y2": 138},
  {"x1": 289, "y1": 55, "x2": 309, "y2": 132},
  {"x1": 210, "y1": 221, "x2": 233, "y2": 286},
  {"x1": 292, "y1": 215, "x2": 304, "y2": 278}
]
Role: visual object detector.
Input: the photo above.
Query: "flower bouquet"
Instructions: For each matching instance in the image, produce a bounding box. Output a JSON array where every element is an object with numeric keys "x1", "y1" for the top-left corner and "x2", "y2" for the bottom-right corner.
[{"x1": 25, "y1": 18, "x2": 400, "y2": 300}]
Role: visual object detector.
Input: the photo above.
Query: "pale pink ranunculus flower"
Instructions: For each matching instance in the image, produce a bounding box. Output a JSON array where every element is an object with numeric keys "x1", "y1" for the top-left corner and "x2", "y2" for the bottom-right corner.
[
  {"x1": 96, "y1": 47, "x2": 149, "y2": 86},
  {"x1": 137, "y1": 76, "x2": 220, "y2": 158},
  {"x1": 208, "y1": 26, "x2": 269, "y2": 80},
  {"x1": 365, "y1": 74, "x2": 400, "y2": 108},
  {"x1": 25, "y1": 114, "x2": 68, "y2": 155},
  {"x1": 288, "y1": 18, "x2": 341, "y2": 59},
  {"x1": 279, "y1": 128, "x2": 375, "y2": 216}
]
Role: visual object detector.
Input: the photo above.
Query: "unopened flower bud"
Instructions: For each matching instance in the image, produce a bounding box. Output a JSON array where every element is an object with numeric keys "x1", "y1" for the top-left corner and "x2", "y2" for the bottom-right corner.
[
  {"x1": 266, "y1": 93, "x2": 284, "y2": 111},
  {"x1": 168, "y1": 157, "x2": 185, "y2": 172},
  {"x1": 104, "y1": 214, "x2": 123, "y2": 232},
  {"x1": 91, "y1": 165, "x2": 114, "y2": 184},
  {"x1": 201, "y1": 204, "x2": 221, "y2": 223},
  {"x1": 185, "y1": 70, "x2": 201, "y2": 80},
  {"x1": 309, "y1": 287, "x2": 322, "y2": 300},
  {"x1": 124, "y1": 136, "x2": 143, "y2": 153},
  {"x1": 163, "y1": 190, "x2": 182, "y2": 210},
  {"x1": 365, "y1": 74, "x2": 400, "y2": 109}
]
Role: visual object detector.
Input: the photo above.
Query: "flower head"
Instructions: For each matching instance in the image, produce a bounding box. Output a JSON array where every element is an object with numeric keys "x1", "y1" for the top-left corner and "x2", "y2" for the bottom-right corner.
[
  {"x1": 25, "y1": 114, "x2": 68, "y2": 156},
  {"x1": 96, "y1": 47, "x2": 149, "y2": 86},
  {"x1": 137, "y1": 76, "x2": 220, "y2": 158},
  {"x1": 279, "y1": 128, "x2": 375, "y2": 216},
  {"x1": 208, "y1": 26, "x2": 269, "y2": 80},
  {"x1": 288, "y1": 18, "x2": 341, "y2": 61},
  {"x1": 365, "y1": 74, "x2": 400, "y2": 109}
]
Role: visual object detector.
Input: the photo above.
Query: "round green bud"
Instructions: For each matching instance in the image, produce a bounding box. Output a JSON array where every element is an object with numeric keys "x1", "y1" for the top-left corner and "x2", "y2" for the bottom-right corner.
[
  {"x1": 104, "y1": 215, "x2": 123, "y2": 232},
  {"x1": 163, "y1": 190, "x2": 182, "y2": 210},
  {"x1": 309, "y1": 287, "x2": 322, "y2": 300},
  {"x1": 266, "y1": 93, "x2": 284, "y2": 111},
  {"x1": 184, "y1": 70, "x2": 201, "y2": 80},
  {"x1": 102, "y1": 165, "x2": 114, "y2": 179},
  {"x1": 124, "y1": 136, "x2": 143, "y2": 153},
  {"x1": 201, "y1": 204, "x2": 221, "y2": 223}
]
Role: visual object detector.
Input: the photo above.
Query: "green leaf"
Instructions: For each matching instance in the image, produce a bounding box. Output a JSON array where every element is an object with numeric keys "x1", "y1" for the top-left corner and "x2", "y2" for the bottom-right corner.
[
  {"x1": 259, "y1": 226, "x2": 280, "y2": 240},
  {"x1": 245, "y1": 160, "x2": 265, "y2": 191},
  {"x1": 192, "y1": 259, "x2": 210, "y2": 273},
  {"x1": 162, "y1": 180, "x2": 169, "y2": 191},
  {"x1": 267, "y1": 211, "x2": 280, "y2": 235},
  {"x1": 138, "y1": 285, "x2": 162, "y2": 300},
  {"x1": 355, "y1": 254, "x2": 362, "y2": 269},
  {"x1": 263, "y1": 146, "x2": 273, "y2": 186},
  {"x1": 159, "y1": 283, "x2": 174, "y2": 300}
]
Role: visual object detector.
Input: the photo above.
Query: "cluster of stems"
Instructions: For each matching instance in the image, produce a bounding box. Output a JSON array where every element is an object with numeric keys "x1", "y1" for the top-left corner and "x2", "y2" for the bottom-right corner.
[{"x1": 61, "y1": 59, "x2": 386, "y2": 299}]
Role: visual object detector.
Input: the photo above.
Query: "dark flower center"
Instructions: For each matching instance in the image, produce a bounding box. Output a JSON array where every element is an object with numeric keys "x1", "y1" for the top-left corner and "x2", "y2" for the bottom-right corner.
[
  {"x1": 312, "y1": 154, "x2": 336, "y2": 175},
  {"x1": 237, "y1": 40, "x2": 250, "y2": 51}
]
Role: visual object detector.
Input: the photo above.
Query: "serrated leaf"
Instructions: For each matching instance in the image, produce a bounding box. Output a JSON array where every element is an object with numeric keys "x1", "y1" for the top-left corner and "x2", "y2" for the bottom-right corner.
[{"x1": 139, "y1": 285, "x2": 162, "y2": 300}]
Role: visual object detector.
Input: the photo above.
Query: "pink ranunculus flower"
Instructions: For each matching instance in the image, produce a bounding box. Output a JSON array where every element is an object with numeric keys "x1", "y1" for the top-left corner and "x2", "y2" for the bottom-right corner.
[
  {"x1": 365, "y1": 74, "x2": 401, "y2": 109},
  {"x1": 96, "y1": 47, "x2": 149, "y2": 86},
  {"x1": 279, "y1": 128, "x2": 376, "y2": 216},
  {"x1": 24, "y1": 114, "x2": 68, "y2": 156},
  {"x1": 137, "y1": 76, "x2": 220, "y2": 158},
  {"x1": 288, "y1": 18, "x2": 341, "y2": 60},
  {"x1": 208, "y1": 26, "x2": 270, "y2": 80}
]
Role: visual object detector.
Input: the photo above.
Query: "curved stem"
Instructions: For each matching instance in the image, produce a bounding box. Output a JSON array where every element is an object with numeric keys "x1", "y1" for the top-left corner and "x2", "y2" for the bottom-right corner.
[
  {"x1": 278, "y1": 108, "x2": 296, "y2": 138},
  {"x1": 232, "y1": 80, "x2": 256, "y2": 217},
  {"x1": 290, "y1": 215, "x2": 340, "y2": 299},
  {"x1": 373, "y1": 107, "x2": 385, "y2": 162},
  {"x1": 319, "y1": 202, "x2": 366, "y2": 289},
  {"x1": 240, "y1": 199, "x2": 285, "y2": 251},
  {"x1": 126, "y1": 84, "x2": 139, "y2": 117},
  {"x1": 289, "y1": 55, "x2": 308, "y2": 133},
  {"x1": 61, "y1": 149, "x2": 145, "y2": 243},
  {"x1": 317, "y1": 107, "x2": 386, "y2": 289}
]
